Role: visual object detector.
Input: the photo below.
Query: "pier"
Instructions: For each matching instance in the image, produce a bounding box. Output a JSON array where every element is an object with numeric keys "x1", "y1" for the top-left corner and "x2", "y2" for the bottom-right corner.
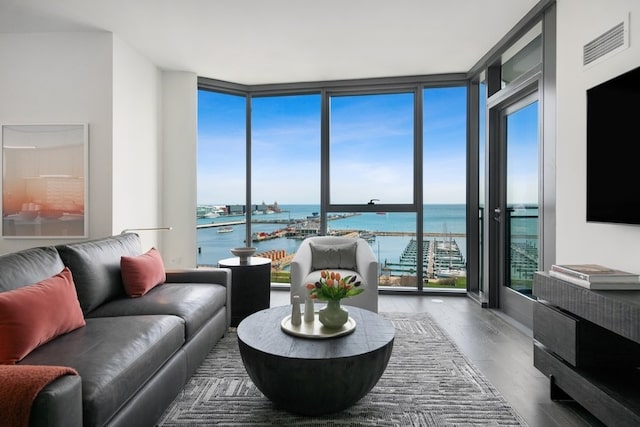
[
  {"x1": 381, "y1": 237, "x2": 466, "y2": 279},
  {"x1": 198, "y1": 219, "x2": 467, "y2": 239},
  {"x1": 197, "y1": 220, "x2": 245, "y2": 229},
  {"x1": 197, "y1": 212, "x2": 359, "y2": 229}
]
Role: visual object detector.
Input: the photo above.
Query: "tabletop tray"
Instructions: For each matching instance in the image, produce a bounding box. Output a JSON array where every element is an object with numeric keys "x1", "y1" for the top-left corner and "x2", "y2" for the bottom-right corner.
[{"x1": 280, "y1": 313, "x2": 356, "y2": 339}]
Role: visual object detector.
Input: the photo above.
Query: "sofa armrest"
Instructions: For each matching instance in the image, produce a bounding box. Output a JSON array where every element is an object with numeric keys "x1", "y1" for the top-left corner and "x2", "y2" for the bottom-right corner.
[
  {"x1": 30, "y1": 375, "x2": 82, "y2": 427},
  {"x1": 290, "y1": 242, "x2": 313, "y2": 303},
  {"x1": 165, "y1": 268, "x2": 232, "y2": 327},
  {"x1": 355, "y1": 240, "x2": 379, "y2": 312},
  {"x1": 355, "y1": 241, "x2": 377, "y2": 279},
  {"x1": 165, "y1": 268, "x2": 231, "y2": 288}
]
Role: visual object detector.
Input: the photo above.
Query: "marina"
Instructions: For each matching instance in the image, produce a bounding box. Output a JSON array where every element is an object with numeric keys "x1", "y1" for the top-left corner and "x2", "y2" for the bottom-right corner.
[
  {"x1": 196, "y1": 204, "x2": 537, "y2": 288},
  {"x1": 195, "y1": 205, "x2": 470, "y2": 285},
  {"x1": 202, "y1": 223, "x2": 468, "y2": 282},
  {"x1": 381, "y1": 237, "x2": 466, "y2": 279}
]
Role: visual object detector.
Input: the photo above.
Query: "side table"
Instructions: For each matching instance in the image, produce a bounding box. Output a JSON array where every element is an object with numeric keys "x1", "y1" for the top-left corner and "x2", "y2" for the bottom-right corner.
[{"x1": 218, "y1": 256, "x2": 271, "y2": 327}]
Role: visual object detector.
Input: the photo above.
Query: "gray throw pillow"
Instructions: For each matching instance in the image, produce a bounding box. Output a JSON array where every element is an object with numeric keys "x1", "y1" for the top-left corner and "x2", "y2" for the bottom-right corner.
[{"x1": 309, "y1": 241, "x2": 358, "y2": 271}]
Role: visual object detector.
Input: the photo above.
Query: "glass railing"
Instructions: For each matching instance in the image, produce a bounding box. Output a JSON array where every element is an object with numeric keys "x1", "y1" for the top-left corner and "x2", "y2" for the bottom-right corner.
[{"x1": 506, "y1": 206, "x2": 539, "y2": 296}]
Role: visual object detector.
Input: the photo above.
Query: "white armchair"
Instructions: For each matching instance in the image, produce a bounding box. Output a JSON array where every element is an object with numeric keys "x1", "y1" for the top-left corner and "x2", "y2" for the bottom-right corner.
[{"x1": 290, "y1": 236, "x2": 379, "y2": 312}]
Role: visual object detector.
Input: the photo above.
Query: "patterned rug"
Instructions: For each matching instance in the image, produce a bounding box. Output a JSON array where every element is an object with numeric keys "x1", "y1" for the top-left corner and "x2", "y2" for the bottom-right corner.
[{"x1": 158, "y1": 312, "x2": 528, "y2": 426}]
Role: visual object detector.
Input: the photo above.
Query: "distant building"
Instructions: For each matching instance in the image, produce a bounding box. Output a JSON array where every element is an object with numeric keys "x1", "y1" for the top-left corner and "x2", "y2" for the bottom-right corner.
[{"x1": 227, "y1": 204, "x2": 245, "y2": 215}]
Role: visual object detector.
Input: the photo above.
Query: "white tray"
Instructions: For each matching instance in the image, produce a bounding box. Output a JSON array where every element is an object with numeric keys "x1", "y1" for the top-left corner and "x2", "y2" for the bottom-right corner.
[{"x1": 280, "y1": 313, "x2": 356, "y2": 339}]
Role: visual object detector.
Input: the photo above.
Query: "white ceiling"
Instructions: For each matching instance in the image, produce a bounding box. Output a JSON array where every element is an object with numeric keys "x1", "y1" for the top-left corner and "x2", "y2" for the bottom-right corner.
[{"x1": 0, "y1": 0, "x2": 540, "y2": 85}]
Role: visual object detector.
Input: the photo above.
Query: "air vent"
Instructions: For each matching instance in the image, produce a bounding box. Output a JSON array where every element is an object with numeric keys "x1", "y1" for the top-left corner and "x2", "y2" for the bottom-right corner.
[{"x1": 583, "y1": 16, "x2": 629, "y2": 67}]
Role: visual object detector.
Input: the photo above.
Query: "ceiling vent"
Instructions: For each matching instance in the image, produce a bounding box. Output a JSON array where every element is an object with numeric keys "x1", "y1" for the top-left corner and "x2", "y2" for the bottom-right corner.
[{"x1": 583, "y1": 14, "x2": 629, "y2": 68}]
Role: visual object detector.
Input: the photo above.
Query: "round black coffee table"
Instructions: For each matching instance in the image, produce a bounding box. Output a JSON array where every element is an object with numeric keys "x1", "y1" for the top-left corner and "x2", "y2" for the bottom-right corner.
[{"x1": 237, "y1": 305, "x2": 394, "y2": 415}]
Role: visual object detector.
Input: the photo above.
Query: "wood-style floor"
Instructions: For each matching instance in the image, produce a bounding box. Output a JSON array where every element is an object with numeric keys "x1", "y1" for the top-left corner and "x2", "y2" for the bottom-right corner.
[{"x1": 270, "y1": 290, "x2": 604, "y2": 427}]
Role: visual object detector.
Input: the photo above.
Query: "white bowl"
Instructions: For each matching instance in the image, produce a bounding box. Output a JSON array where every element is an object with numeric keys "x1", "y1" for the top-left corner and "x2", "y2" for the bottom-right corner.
[{"x1": 230, "y1": 247, "x2": 257, "y2": 259}]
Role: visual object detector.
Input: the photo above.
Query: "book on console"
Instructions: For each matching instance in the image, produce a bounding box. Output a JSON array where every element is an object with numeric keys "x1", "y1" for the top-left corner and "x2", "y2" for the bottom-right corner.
[
  {"x1": 550, "y1": 264, "x2": 640, "y2": 283},
  {"x1": 549, "y1": 270, "x2": 640, "y2": 290}
]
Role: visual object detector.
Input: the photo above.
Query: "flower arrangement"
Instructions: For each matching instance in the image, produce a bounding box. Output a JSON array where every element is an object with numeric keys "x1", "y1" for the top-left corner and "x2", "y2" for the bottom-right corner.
[{"x1": 306, "y1": 270, "x2": 364, "y2": 301}]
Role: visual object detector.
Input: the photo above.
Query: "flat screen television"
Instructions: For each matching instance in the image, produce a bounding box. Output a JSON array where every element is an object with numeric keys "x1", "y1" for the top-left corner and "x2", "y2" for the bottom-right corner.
[{"x1": 586, "y1": 65, "x2": 640, "y2": 225}]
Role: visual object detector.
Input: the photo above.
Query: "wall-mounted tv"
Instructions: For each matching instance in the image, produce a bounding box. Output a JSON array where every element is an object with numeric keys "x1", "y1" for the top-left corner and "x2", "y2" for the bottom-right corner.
[{"x1": 586, "y1": 65, "x2": 640, "y2": 225}]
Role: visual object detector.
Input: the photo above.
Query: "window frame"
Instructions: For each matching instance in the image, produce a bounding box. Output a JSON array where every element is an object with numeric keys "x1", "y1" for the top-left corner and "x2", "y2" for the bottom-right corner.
[{"x1": 198, "y1": 77, "x2": 469, "y2": 292}]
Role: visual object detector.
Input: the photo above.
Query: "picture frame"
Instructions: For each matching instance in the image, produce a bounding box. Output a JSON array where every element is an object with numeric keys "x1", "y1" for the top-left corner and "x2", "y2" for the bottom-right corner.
[{"x1": 2, "y1": 124, "x2": 88, "y2": 238}]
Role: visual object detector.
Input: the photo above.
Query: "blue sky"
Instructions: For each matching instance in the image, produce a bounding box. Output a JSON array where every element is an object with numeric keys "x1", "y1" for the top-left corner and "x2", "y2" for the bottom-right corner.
[
  {"x1": 507, "y1": 101, "x2": 539, "y2": 205},
  {"x1": 197, "y1": 86, "x2": 538, "y2": 206}
]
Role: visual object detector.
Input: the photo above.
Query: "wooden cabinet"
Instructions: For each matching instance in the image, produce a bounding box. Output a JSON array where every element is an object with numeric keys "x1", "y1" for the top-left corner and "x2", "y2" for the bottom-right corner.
[{"x1": 533, "y1": 273, "x2": 640, "y2": 426}]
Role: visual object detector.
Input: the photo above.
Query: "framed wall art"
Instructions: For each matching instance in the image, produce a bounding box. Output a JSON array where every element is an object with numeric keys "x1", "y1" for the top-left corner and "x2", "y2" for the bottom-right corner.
[{"x1": 2, "y1": 124, "x2": 88, "y2": 238}]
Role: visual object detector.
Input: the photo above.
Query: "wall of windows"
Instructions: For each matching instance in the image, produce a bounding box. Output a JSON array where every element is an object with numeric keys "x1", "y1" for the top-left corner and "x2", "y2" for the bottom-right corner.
[
  {"x1": 197, "y1": 78, "x2": 468, "y2": 292},
  {"x1": 192, "y1": 2, "x2": 553, "y2": 333},
  {"x1": 195, "y1": 5, "x2": 552, "y2": 308}
]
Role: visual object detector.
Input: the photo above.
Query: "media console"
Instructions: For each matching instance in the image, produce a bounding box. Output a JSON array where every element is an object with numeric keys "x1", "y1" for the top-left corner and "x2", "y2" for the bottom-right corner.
[{"x1": 532, "y1": 272, "x2": 640, "y2": 426}]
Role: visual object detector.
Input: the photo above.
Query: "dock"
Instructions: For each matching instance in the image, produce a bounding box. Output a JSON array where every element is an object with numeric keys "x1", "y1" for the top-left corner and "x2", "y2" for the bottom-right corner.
[{"x1": 197, "y1": 220, "x2": 245, "y2": 229}]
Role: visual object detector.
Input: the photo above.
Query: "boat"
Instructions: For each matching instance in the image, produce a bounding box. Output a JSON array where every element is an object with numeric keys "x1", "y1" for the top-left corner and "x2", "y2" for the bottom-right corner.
[
  {"x1": 217, "y1": 226, "x2": 233, "y2": 233},
  {"x1": 435, "y1": 268, "x2": 464, "y2": 278},
  {"x1": 359, "y1": 232, "x2": 376, "y2": 242}
]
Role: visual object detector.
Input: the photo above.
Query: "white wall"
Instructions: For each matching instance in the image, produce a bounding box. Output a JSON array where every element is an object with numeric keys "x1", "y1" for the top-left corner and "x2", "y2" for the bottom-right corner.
[
  {"x1": 0, "y1": 32, "x2": 114, "y2": 253},
  {"x1": 112, "y1": 35, "x2": 164, "y2": 250},
  {"x1": 161, "y1": 72, "x2": 198, "y2": 268},
  {"x1": 0, "y1": 31, "x2": 196, "y2": 263},
  {"x1": 556, "y1": 0, "x2": 640, "y2": 272}
]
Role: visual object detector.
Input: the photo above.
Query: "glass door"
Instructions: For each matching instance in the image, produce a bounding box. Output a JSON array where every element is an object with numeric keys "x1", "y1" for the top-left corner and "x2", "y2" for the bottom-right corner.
[
  {"x1": 489, "y1": 92, "x2": 540, "y2": 328},
  {"x1": 504, "y1": 99, "x2": 539, "y2": 296}
]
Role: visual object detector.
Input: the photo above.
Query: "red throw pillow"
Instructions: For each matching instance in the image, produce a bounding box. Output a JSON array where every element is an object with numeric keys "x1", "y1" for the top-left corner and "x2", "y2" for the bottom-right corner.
[
  {"x1": 120, "y1": 247, "x2": 166, "y2": 297},
  {"x1": 0, "y1": 267, "x2": 86, "y2": 364}
]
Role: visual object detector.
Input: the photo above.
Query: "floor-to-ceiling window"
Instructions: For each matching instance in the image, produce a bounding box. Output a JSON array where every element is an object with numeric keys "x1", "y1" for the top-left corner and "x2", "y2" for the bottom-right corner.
[
  {"x1": 196, "y1": 90, "x2": 246, "y2": 266},
  {"x1": 250, "y1": 94, "x2": 321, "y2": 283},
  {"x1": 423, "y1": 86, "x2": 468, "y2": 290},
  {"x1": 196, "y1": 80, "x2": 468, "y2": 292},
  {"x1": 328, "y1": 91, "x2": 421, "y2": 288}
]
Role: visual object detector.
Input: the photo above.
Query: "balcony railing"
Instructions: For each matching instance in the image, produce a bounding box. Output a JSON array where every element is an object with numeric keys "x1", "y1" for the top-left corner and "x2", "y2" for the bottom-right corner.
[{"x1": 506, "y1": 206, "x2": 539, "y2": 295}]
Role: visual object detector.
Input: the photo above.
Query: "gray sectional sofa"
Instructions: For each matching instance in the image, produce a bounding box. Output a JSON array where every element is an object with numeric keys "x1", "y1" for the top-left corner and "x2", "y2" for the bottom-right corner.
[{"x1": 0, "y1": 233, "x2": 231, "y2": 427}]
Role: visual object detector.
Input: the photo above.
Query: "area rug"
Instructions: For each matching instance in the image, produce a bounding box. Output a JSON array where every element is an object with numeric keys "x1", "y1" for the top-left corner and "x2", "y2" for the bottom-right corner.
[{"x1": 158, "y1": 312, "x2": 528, "y2": 426}]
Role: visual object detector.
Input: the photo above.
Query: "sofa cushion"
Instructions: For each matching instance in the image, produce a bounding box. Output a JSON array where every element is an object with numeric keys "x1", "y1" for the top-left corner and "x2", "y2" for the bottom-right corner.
[
  {"x1": 19, "y1": 315, "x2": 184, "y2": 427},
  {"x1": 121, "y1": 247, "x2": 166, "y2": 297},
  {"x1": 0, "y1": 267, "x2": 86, "y2": 364},
  {"x1": 87, "y1": 283, "x2": 227, "y2": 340},
  {"x1": 57, "y1": 233, "x2": 142, "y2": 314},
  {"x1": 309, "y1": 241, "x2": 358, "y2": 270},
  {"x1": 0, "y1": 246, "x2": 65, "y2": 293}
]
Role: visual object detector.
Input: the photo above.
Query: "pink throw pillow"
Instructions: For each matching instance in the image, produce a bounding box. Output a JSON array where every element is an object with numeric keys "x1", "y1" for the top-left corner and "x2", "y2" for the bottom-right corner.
[
  {"x1": 0, "y1": 267, "x2": 86, "y2": 364},
  {"x1": 120, "y1": 247, "x2": 166, "y2": 297}
]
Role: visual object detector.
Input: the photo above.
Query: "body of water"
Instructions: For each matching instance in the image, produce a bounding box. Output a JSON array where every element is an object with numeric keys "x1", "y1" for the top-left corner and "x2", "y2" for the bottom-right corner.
[{"x1": 196, "y1": 204, "x2": 468, "y2": 269}]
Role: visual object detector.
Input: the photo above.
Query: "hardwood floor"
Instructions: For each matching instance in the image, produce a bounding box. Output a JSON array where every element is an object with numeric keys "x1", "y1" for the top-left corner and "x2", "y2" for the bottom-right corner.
[{"x1": 270, "y1": 290, "x2": 604, "y2": 427}]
